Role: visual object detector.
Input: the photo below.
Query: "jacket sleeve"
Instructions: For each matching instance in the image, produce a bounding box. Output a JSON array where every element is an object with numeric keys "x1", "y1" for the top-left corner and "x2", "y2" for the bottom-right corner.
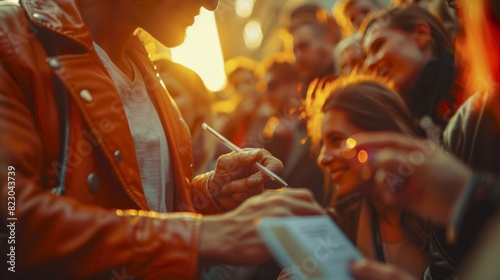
[{"x1": 0, "y1": 65, "x2": 202, "y2": 279}]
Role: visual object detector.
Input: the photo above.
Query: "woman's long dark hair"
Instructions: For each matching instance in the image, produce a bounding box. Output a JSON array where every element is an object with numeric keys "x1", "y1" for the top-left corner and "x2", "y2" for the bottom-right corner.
[
  {"x1": 322, "y1": 80, "x2": 423, "y2": 137},
  {"x1": 361, "y1": 5, "x2": 454, "y2": 56},
  {"x1": 318, "y1": 77, "x2": 430, "y2": 254}
]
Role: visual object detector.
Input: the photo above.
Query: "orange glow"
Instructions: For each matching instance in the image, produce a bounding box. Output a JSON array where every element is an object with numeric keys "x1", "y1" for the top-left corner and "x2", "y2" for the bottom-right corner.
[
  {"x1": 171, "y1": 9, "x2": 227, "y2": 92},
  {"x1": 358, "y1": 150, "x2": 368, "y2": 163},
  {"x1": 462, "y1": 0, "x2": 496, "y2": 93},
  {"x1": 342, "y1": 147, "x2": 356, "y2": 160}
]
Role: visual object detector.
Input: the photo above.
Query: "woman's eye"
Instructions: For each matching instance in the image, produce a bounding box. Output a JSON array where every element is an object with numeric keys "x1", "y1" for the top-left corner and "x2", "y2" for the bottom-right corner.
[
  {"x1": 371, "y1": 38, "x2": 384, "y2": 52},
  {"x1": 329, "y1": 137, "x2": 344, "y2": 146}
]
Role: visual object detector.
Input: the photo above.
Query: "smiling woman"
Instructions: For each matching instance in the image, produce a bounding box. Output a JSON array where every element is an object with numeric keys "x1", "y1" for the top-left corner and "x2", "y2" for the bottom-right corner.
[
  {"x1": 360, "y1": 5, "x2": 460, "y2": 132},
  {"x1": 312, "y1": 75, "x2": 423, "y2": 195},
  {"x1": 304, "y1": 74, "x2": 431, "y2": 278}
]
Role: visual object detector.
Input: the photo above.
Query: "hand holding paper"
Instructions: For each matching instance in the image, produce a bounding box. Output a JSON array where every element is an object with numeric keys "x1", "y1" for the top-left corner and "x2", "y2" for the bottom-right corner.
[{"x1": 259, "y1": 216, "x2": 364, "y2": 280}]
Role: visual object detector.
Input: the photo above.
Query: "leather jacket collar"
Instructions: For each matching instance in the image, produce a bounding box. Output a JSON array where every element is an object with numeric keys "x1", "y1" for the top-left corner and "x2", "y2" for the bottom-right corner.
[{"x1": 21, "y1": 0, "x2": 93, "y2": 50}]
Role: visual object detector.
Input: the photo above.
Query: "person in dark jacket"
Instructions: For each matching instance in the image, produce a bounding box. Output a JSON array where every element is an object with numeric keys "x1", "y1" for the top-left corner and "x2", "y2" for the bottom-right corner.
[{"x1": 361, "y1": 5, "x2": 463, "y2": 137}]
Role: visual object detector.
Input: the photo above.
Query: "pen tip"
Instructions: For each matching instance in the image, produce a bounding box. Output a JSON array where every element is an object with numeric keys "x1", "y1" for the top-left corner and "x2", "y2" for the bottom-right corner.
[{"x1": 202, "y1": 123, "x2": 208, "y2": 130}]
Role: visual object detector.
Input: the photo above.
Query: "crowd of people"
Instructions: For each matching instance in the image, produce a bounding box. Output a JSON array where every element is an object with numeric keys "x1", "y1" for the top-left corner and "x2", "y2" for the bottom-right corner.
[{"x1": 0, "y1": 0, "x2": 499, "y2": 279}]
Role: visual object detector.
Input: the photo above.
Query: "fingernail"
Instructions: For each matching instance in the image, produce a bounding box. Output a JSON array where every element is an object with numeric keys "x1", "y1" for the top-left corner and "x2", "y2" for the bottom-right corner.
[{"x1": 249, "y1": 149, "x2": 260, "y2": 156}]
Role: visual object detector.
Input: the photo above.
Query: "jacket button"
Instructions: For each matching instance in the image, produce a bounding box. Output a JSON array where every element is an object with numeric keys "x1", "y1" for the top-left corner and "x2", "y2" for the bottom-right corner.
[
  {"x1": 80, "y1": 89, "x2": 93, "y2": 102},
  {"x1": 114, "y1": 150, "x2": 122, "y2": 164},
  {"x1": 87, "y1": 173, "x2": 101, "y2": 195},
  {"x1": 48, "y1": 59, "x2": 60, "y2": 69},
  {"x1": 32, "y1": 13, "x2": 49, "y2": 23}
]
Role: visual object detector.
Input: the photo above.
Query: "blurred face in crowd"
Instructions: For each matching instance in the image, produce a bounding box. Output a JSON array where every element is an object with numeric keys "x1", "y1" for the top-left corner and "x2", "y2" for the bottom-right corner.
[
  {"x1": 229, "y1": 69, "x2": 259, "y2": 96},
  {"x1": 229, "y1": 69, "x2": 264, "y2": 112},
  {"x1": 344, "y1": 0, "x2": 380, "y2": 31},
  {"x1": 318, "y1": 109, "x2": 363, "y2": 196},
  {"x1": 338, "y1": 44, "x2": 364, "y2": 75},
  {"x1": 292, "y1": 24, "x2": 334, "y2": 79},
  {"x1": 264, "y1": 74, "x2": 301, "y2": 114},
  {"x1": 128, "y1": 0, "x2": 218, "y2": 47},
  {"x1": 392, "y1": 0, "x2": 433, "y2": 8},
  {"x1": 362, "y1": 22, "x2": 432, "y2": 93}
]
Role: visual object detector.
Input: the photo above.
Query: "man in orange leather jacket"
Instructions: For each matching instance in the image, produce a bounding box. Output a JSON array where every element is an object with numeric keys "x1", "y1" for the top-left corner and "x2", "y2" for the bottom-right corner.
[{"x1": 0, "y1": 0, "x2": 323, "y2": 279}]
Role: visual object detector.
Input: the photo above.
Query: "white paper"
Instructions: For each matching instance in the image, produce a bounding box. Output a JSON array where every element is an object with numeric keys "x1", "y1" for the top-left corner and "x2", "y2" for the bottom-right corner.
[{"x1": 258, "y1": 216, "x2": 364, "y2": 280}]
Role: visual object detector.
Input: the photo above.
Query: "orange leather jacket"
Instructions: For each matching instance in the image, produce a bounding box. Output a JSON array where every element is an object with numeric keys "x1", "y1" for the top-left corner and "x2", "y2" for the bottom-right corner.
[{"x1": 0, "y1": 0, "x2": 222, "y2": 279}]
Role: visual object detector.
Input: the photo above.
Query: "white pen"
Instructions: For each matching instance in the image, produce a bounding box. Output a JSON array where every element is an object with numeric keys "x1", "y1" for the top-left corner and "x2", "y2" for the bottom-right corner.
[{"x1": 202, "y1": 123, "x2": 289, "y2": 188}]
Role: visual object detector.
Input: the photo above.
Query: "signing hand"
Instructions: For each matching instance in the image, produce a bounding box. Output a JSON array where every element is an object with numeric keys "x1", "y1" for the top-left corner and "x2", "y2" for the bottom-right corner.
[
  {"x1": 208, "y1": 148, "x2": 284, "y2": 210},
  {"x1": 199, "y1": 188, "x2": 324, "y2": 267}
]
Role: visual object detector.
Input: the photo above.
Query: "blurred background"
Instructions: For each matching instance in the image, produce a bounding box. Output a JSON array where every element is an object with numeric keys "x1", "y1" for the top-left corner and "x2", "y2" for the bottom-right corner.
[{"x1": 170, "y1": 0, "x2": 338, "y2": 92}]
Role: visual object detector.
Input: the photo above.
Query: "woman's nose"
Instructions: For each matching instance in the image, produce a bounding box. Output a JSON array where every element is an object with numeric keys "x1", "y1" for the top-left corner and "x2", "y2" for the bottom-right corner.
[{"x1": 317, "y1": 145, "x2": 334, "y2": 168}]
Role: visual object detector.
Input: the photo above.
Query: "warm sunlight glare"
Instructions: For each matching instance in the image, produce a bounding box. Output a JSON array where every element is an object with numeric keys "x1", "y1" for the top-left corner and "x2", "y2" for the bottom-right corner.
[
  {"x1": 171, "y1": 9, "x2": 226, "y2": 92},
  {"x1": 235, "y1": 0, "x2": 256, "y2": 18}
]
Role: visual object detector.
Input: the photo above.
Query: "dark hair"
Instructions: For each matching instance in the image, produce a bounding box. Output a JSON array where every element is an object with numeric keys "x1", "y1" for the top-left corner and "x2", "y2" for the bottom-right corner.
[
  {"x1": 261, "y1": 55, "x2": 300, "y2": 90},
  {"x1": 288, "y1": 18, "x2": 330, "y2": 39},
  {"x1": 288, "y1": 5, "x2": 341, "y2": 44},
  {"x1": 290, "y1": 3, "x2": 322, "y2": 22},
  {"x1": 322, "y1": 80, "x2": 423, "y2": 137},
  {"x1": 361, "y1": 5, "x2": 454, "y2": 56},
  {"x1": 344, "y1": 0, "x2": 384, "y2": 12}
]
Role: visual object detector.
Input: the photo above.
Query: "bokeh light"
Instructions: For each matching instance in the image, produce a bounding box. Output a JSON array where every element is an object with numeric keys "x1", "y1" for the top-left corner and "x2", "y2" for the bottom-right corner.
[
  {"x1": 235, "y1": 0, "x2": 256, "y2": 18},
  {"x1": 243, "y1": 20, "x2": 263, "y2": 49},
  {"x1": 346, "y1": 138, "x2": 357, "y2": 148},
  {"x1": 358, "y1": 150, "x2": 368, "y2": 163}
]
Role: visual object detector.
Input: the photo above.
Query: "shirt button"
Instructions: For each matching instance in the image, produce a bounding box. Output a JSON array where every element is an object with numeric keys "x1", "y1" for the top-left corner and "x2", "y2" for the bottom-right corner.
[
  {"x1": 80, "y1": 89, "x2": 93, "y2": 102},
  {"x1": 32, "y1": 12, "x2": 49, "y2": 23},
  {"x1": 48, "y1": 58, "x2": 60, "y2": 69},
  {"x1": 87, "y1": 173, "x2": 101, "y2": 195},
  {"x1": 114, "y1": 150, "x2": 122, "y2": 164}
]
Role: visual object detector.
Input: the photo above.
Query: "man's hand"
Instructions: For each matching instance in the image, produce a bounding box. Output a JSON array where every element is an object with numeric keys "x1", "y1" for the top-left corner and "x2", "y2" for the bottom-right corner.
[
  {"x1": 198, "y1": 188, "x2": 324, "y2": 267},
  {"x1": 344, "y1": 132, "x2": 472, "y2": 224},
  {"x1": 208, "y1": 148, "x2": 284, "y2": 210}
]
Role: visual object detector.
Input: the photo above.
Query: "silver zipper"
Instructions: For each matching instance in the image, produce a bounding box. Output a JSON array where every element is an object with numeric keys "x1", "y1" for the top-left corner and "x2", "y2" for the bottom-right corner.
[{"x1": 51, "y1": 91, "x2": 70, "y2": 196}]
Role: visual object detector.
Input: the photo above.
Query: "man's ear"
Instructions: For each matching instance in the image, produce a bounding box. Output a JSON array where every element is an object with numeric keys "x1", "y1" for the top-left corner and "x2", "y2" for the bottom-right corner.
[{"x1": 412, "y1": 20, "x2": 432, "y2": 49}]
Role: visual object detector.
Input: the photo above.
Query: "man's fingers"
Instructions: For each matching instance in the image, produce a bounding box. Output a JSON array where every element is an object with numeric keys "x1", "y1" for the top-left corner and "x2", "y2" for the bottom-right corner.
[
  {"x1": 216, "y1": 149, "x2": 263, "y2": 170},
  {"x1": 289, "y1": 198, "x2": 324, "y2": 215},
  {"x1": 255, "y1": 149, "x2": 284, "y2": 174},
  {"x1": 265, "y1": 188, "x2": 324, "y2": 216},
  {"x1": 220, "y1": 173, "x2": 265, "y2": 195},
  {"x1": 217, "y1": 148, "x2": 283, "y2": 174},
  {"x1": 231, "y1": 192, "x2": 255, "y2": 203}
]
